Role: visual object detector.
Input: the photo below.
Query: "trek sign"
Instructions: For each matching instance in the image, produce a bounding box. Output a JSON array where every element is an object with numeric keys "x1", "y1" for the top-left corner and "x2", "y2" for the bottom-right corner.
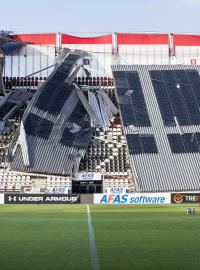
[
  {"x1": 4, "y1": 194, "x2": 80, "y2": 204},
  {"x1": 94, "y1": 193, "x2": 170, "y2": 204},
  {"x1": 171, "y1": 193, "x2": 200, "y2": 204}
]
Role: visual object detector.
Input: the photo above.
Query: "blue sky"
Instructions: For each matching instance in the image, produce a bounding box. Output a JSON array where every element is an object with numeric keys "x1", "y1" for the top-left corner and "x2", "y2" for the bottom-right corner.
[{"x1": 1, "y1": 0, "x2": 200, "y2": 33}]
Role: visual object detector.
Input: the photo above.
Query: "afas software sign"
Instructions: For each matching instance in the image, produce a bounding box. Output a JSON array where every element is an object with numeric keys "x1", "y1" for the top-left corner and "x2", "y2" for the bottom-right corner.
[
  {"x1": 76, "y1": 172, "x2": 101, "y2": 181},
  {"x1": 4, "y1": 194, "x2": 80, "y2": 204},
  {"x1": 94, "y1": 193, "x2": 170, "y2": 204},
  {"x1": 171, "y1": 193, "x2": 200, "y2": 204}
]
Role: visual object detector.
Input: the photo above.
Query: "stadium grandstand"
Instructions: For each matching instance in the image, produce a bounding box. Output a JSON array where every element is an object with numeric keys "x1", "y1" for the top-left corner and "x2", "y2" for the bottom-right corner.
[{"x1": 1, "y1": 31, "x2": 200, "y2": 194}]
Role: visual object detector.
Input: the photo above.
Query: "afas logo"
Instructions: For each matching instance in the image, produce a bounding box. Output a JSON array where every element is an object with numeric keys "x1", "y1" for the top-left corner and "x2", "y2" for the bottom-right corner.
[
  {"x1": 108, "y1": 188, "x2": 125, "y2": 194},
  {"x1": 100, "y1": 194, "x2": 128, "y2": 204},
  {"x1": 174, "y1": 194, "x2": 183, "y2": 203},
  {"x1": 50, "y1": 187, "x2": 66, "y2": 194},
  {"x1": 81, "y1": 173, "x2": 94, "y2": 179}
]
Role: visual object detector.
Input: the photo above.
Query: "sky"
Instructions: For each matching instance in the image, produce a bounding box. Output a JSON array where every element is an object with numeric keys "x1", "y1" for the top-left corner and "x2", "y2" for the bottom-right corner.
[{"x1": 1, "y1": 0, "x2": 200, "y2": 34}]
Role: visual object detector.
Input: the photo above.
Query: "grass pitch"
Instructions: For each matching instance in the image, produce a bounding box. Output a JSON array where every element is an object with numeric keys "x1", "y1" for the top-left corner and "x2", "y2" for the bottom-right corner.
[{"x1": 0, "y1": 204, "x2": 200, "y2": 270}]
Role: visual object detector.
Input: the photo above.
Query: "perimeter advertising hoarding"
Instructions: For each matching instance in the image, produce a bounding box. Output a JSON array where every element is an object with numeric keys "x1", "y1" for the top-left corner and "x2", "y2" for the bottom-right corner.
[
  {"x1": 0, "y1": 194, "x2": 4, "y2": 204},
  {"x1": 171, "y1": 193, "x2": 200, "y2": 204},
  {"x1": 94, "y1": 193, "x2": 170, "y2": 204},
  {"x1": 4, "y1": 194, "x2": 80, "y2": 204}
]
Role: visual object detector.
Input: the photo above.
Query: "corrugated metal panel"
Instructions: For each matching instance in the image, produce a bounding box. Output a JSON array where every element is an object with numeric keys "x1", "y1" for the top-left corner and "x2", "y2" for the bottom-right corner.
[
  {"x1": 88, "y1": 91, "x2": 104, "y2": 127},
  {"x1": 112, "y1": 64, "x2": 200, "y2": 192},
  {"x1": 88, "y1": 89, "x2": 118, "y2": 128},
  {"x1": 11, "y1": 135, "x2": 81, "y2": 175},
  {"x1": 9, "y1": 50, "x2": 93, "y2": 176}
]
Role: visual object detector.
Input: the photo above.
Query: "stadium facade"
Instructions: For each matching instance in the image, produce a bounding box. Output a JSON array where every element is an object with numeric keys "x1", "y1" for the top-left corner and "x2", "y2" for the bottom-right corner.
[{"x1": 1, "y1": 32, "x2": 200, "y2": 194}]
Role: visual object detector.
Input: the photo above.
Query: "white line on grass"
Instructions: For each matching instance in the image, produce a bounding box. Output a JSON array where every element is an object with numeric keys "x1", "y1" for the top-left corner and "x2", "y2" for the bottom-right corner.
[{"x1": 87, "y1": 204, "x2": 100, "y2": 270}]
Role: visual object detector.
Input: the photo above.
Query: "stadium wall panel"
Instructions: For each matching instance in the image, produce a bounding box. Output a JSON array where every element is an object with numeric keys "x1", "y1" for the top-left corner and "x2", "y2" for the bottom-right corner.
[
  {"x1": 174, "y1": 34, "x2": 200, "y2": 65},
  {"x1": 4, "y1": 32, "x2": 200, "y2": 79},
  {"x1": 116, "y1": 33, "x2": 169, "y2": 65},
  {"x1": 4, "y1": 44, "x2": 55, "y2": 77},
  {"x1": 61, "y1": 34, "x2": 113, "y2": 77},
  {"x1": 174, "y1": 46, "x2": 200, "y2": 65}
]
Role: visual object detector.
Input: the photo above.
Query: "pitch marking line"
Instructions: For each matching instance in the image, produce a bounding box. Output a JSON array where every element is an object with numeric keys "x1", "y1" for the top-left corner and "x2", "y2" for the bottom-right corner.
[{"x1": 87, "y1": 204, "x2": 100, "y2": 270}]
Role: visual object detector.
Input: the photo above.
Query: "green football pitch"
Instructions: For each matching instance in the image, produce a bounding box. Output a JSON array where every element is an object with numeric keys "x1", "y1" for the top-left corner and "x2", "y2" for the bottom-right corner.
[{"x1": 0, "y1": 204, "x2": 200, "y2": 270}]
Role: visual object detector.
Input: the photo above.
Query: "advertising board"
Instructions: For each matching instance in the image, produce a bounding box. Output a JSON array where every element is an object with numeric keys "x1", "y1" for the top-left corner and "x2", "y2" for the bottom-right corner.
[
  {"x1": 171, "y1": 193, "x2": 200, "y2": 204},
  {"x1": 4, "y1": 194, "x2": 80, "y2": 204},
  {"x1": 94, "y1": 193, "x2": 170, "y2": 204}
]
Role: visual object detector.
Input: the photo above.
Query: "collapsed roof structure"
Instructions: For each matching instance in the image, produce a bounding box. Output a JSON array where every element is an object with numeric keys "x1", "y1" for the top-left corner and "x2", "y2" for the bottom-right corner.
[{"x1": 7, "y1": 49, "x2": 117, "y2": 175}]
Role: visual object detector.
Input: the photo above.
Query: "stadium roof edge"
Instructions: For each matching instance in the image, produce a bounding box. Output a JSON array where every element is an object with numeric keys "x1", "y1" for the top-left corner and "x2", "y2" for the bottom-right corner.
[
  {"x1": 5, "y1": 31, "x2": 200, "y2": 47},
  {"x1": 173, "y1": 34, "x2": 200, "y2": 46},
  {"x1": 61, "y1": 33, "x2": 112, "y2": 44},
  {"x1": 11, "y1": 33, "x2": 57, "y2": 45}
]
